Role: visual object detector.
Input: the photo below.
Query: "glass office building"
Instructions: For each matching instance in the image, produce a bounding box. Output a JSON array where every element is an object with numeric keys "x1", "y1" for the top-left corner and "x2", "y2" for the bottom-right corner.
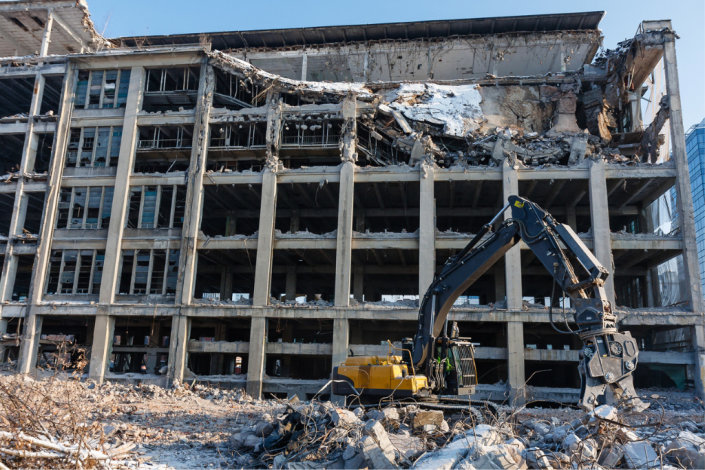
[{"x1": 686, "y1": 118, "x2": 705, "y2": 299}]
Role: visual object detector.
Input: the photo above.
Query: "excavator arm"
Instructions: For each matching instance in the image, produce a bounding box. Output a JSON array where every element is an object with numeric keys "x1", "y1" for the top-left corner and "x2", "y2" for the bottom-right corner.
[{"x1": 412, "y1": 195, "x2": 646, "y2": 410}]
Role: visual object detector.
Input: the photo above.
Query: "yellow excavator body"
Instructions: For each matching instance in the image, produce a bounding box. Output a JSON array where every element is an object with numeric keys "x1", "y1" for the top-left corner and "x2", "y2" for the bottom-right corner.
[{"x1": 334, "y1": 355, "x2": 429, "y2": 397}]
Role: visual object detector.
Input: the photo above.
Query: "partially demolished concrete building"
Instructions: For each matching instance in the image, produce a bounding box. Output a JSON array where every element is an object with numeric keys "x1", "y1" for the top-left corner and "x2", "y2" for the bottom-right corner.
[{"x1": 0, "y1": 0, "x2": 703, "y2": 402}]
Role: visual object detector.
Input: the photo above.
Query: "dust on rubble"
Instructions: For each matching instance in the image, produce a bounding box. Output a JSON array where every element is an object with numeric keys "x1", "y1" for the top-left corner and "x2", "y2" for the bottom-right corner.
[{"x1": 0, "y1": 374, "x2": 703, "y2": 469}]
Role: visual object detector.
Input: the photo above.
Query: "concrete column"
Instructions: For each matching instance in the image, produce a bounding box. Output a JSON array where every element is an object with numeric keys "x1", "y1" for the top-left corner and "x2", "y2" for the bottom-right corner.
[
  {"x1": 565, "y1": 206, "x2": 577, "y2": 231},
  {"x1": 334, "y1": 162, "x2": 355, "y2": 307},
  {"x1": 246, "y1": 316, "x2": 267, "y2": 398},
  {"x1": 661, "y1": 32, "x2": 705, "y2": 399},
  {"x1": 99, "y1": 66, "x2": 146, "y2": 304},
  {"x1": 662, "y1": 35, "x2": 704, "y2": 312},
  {"x1": 331, "y1": 317, "x2": 349, "y2": 404},
  {"x1": 88, "y1": 311, "x2": 114, "y2": 383},
  {"x1": 494, "y1": 265, "x2": 506, "y2": 304},
  {"x1": 252, "y1": 170, "x2": 277, "y2": 306},
  {"x1": 0, "y1": 318, "x2": 7, "y2": 361},
  {"x1": 285, "y1": 267, "x2": 296, "y2": 301},
  {"x1": 353, "y1": 267, "x2": 364, "y2": 302},
  {"x1": 17, "y1": 314, "x2": 42, "y2": 375},
  {"x1": 502, "y1": 161, "x2": 522, "y2": 309},
  {"x1": 419, "y1": 163, "x2": 435, "y2": 298},
  {"x1": 645, "y1": 270, "x2": 655, "y2": 307},
  {"x1": 588, "y1": 160, "x2": 615, "y2": 305},
  {"x1": 167, "y1": 314, "x2": 190, "y2": 385},
  {"x1": 39, "y1": 9, "x2": 54, "y2": 57},
  {"x1": 693, "y1": 324, "x2": 705, "y2": 400},
  {"x1": 507, "y1": 320, "x2": 525, "y2": 404},
  {"x1": 177, "y1": 62, "x2": 214, "y2": 305},
  {"x1": 649, "y1": 267, "x2": 661, "y2": 306},
  {"x1": 222, "y1": 269, "x2": 233, "y2": 301}
]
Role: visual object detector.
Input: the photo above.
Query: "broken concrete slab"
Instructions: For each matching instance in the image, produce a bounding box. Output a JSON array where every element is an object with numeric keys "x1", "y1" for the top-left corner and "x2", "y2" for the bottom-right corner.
[
  {"x1": 665, "y1": 430, "x2": 705, "y2": 468},
  {"x1": 412, "y1": 409, "x2": 444, "y2": 430},
  {"x1": 361, "y1": 435, "x2": 398, "y2": 469},
  {"x1": 362, "y1": 420, "x2": 396, "y2": 462},
  {"x1": 623, "y1": 441, "x2": 659, "y2": 469}
]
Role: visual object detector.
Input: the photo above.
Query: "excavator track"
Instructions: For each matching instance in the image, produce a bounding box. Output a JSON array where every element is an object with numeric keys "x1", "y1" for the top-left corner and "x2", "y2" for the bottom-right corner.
[{"x1": 350, "y1": 398, "x2": 500, "y2": 423}]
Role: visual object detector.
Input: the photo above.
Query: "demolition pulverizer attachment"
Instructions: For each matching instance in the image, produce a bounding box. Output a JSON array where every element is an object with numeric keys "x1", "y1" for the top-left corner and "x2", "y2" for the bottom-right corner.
[{"x1": 578, "y1": 330, "x2": 649, "y2": 412}]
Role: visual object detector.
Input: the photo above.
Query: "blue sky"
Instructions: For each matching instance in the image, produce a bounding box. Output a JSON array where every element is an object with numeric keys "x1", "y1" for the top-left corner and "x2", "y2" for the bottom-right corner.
[{"x1": 88, "y1": 0, "x2": 704, "y2": 128}]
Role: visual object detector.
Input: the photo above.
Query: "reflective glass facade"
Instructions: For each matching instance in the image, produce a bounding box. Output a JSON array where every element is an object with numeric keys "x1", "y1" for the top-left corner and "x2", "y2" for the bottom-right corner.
[{"x1": 686, "y1": 118, "x2": 705, "y2": 299}]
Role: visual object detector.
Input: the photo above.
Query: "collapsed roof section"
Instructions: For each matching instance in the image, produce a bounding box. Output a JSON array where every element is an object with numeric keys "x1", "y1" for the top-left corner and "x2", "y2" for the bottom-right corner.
[
  {"x1": 206, "y1": 17, "x2": 671, "y2": 170},
  {"x1": 0, "y1": 0, "x2": 109, "y2": 57}
]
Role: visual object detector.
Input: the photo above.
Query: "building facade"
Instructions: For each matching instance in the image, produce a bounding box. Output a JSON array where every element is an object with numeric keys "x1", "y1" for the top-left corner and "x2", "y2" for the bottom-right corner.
[
  {"x1": 0, "y1": 1, "x2": 703, "y2": 401},
  {"x1": 686, "y1": 119, "x2": 705, "y2": 302}
]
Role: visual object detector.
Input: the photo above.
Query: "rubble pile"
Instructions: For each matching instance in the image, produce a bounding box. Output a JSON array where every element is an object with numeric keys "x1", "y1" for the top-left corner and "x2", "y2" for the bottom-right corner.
[
  {"x1": 230, "y1": 400, "x2": 705, "y2": 469},
  {"x1": 0, "y1": 374, "x2": 134, "y2": 469},
  {"x1": 0, "y1": 373, "x2": 702, "y2": 469}
]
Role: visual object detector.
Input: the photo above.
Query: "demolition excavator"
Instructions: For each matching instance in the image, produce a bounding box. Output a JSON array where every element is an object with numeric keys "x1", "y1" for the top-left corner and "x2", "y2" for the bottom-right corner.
[{"x1": 333, "y1": 195, "x2": 647, "y2": 411}]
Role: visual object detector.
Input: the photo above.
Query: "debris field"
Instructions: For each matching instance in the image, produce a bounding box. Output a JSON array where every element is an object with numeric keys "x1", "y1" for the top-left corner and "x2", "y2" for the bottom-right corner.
[{"x1": 0, "y1": 374, "x2": 702, "y2": 469}]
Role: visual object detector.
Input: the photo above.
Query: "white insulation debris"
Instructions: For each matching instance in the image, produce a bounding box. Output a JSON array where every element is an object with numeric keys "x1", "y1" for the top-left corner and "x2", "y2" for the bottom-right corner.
[{"x1": 386, "y1": 83, "x2": 484, "y2": 137}]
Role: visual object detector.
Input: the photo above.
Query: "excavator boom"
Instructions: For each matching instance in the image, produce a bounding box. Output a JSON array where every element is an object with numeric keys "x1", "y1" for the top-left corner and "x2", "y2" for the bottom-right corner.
[{"x1": 334, "y1": 196, "x2": 646, "y2": 411}]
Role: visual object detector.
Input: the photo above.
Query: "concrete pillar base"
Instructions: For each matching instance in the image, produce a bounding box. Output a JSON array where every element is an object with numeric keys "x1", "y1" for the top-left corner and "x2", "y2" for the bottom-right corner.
[
  {"x1": 17, "y1": 313, "x2": 42, "y2": 375},
  {"x1": 331, "y1": 318, "x2": 350, "y2": 404},
  {"x1": 88, "y1": 313, "x2": 115, "y2": 383},
  {"x1": 246, "y1": 317, "x2": 267, "y2": 398}
]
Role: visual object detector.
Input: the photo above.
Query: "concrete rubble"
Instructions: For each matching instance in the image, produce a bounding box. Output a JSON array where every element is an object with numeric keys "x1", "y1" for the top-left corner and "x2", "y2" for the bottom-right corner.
[{"x1": 0, "y1": 374, "x2": 703, "y2": 468}]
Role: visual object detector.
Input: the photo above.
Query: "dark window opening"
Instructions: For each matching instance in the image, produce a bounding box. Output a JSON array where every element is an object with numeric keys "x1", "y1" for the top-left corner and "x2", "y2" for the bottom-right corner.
[
  {"x1": 40, "y1": 75, "x2": 63, "y2": 115},
  {"x1": 201, "y1": 185, "x2": 261, "y2": 237},
  {"x1": 0, "y1": 77, "x2": 34, "y2": 118},
  {"x1": 270, "y1": 249, "x2": 336, "y2": 304},
  {"x1": 36, "y1": 316, "x2": 93, "y2": 371},
  {"x1": 65, "y1": 126, "x2": 122, "y2": 168},
  {"x1": 0, "y1": 134, "x2": 26, "y2": 175},
  {"x1": 143, "y1": 67, "x2": 200, "y2": 112},
  {"x1": 56, "y1": 186, "x2": 112, "y2": 230},
  {"x1": 134, "y1": 126, "x2": 192, "y2": 173},
  {"x1": 213, "y1": 68, "x2": 264, "y2": 109},
  {"x1": 195, "y1": 249, "x2": 256, "y2": 302},
  {"x1": 278, "y1": 116, "x2": 343, "y2": 168},
  {"x1": 266, "y1": 354, "x2": 331, "y2": 380},
  {"x1": 45, "y1": 249, "x2": 104, "y2": 295},
  {"x1": 0, "y1": 194, "x2": 14, "y2": 236},
  {"x1": 110, "y1": 317, "x2": 172, "y2": 375},
  {"x1": 33, "y1": 132, "x2": 54, "y2": 172},
  {"x1": 74, "y1": 69, "x2": 131, "y2": 109},
  {"x1": 125, "y1": 185, "x2": 186, "y2": 229},
  {"x1": 275, "y1": 182, "x2": 339, "y2": 234},
  {"x1": 12, "y1": 255, "x2": 34, "y2": 302},
  {"x1": 354, "y1": 182, "x2": 420, "y2": 233},
  {"x1": 118, "y1": 249, "x2": 179, "y2": 299},
  {"x1": 22, "y1": 192, "x2": 45, "y2": 234},
  {"x1": 356, "y1": 122, "x2": 411, "y2": 167}
]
